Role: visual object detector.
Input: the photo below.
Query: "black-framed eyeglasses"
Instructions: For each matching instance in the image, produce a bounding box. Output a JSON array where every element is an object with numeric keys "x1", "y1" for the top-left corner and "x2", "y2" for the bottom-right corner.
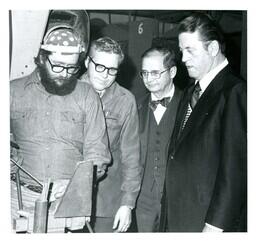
[
  {"x1": 139, "y1": 68, "x2": 170, "y2": 79},
  {"x1": 47, "y1": 57, "x2": 80, "y2": 75},
  {"x1": 89, "y1": 56, "x2": 118, "y2": 76}
]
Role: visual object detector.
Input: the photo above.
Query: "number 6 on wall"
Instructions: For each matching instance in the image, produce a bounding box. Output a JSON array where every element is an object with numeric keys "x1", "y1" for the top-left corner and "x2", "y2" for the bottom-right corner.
[{"x1": 138, "y1": 22, "x2": 144, "y2": 34}]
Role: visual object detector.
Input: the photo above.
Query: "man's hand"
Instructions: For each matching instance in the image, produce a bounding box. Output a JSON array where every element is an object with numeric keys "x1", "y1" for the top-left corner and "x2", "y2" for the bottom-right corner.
[
  {"x1": 96, "y1": 168, "x2": 106, "y2": 180},
  {"x1": 112, "y1": 205, "x2": 132, "y2": 232},
  {"x1": 49, "y1": 179, "x2": 69, "y2": 202}
]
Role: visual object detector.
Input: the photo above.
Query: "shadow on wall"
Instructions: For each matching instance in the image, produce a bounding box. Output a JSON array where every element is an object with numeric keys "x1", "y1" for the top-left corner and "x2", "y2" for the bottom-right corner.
[
  {"x1": 225, "y1": 33, "x2": 242, "y2": 78},
  {"x1": 90, "y1": 18, "x2": 108, "y2": 41},
  {"x1": 116, "y1": 54, "x2": 137, "y2": 91},
  {"x1": 152, "y1": 37, "x2": 190, "y2": 90}
]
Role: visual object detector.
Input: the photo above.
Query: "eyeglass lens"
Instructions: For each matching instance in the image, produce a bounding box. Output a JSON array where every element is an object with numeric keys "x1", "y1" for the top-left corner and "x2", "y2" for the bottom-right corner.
[
  {"x1": 47, "y1": 57, "x2": 79, "y2": 74},
  {"x1": 89, "y1": 56, "x2": 118, "y2": 76}
]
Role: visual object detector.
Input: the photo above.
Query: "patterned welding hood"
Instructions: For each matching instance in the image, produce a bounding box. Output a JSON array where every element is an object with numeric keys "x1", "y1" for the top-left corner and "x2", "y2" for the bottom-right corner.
[
  {"x1": 41, "y1": 10, "x2": 90, "y2": 54},
  {"x1": 41, "y1": 27, "x2": 85, "y2": 54}
]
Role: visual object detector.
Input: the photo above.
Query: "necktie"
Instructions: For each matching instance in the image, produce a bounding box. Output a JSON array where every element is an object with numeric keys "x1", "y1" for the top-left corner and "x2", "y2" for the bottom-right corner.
[
  {"x1": 190, "y1": 82, "x2": 201, "y2": 109},
  {"x1": 181, "y1": 82, "x2": 201, "y2": 131},
  {"x1": 149, "y1": 97, "x2": 171, "y2": 111}
]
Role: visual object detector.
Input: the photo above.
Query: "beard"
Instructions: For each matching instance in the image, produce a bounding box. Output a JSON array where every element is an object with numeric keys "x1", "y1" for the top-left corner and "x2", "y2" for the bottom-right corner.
[{"x1": 38, "y1": 64, "x2": 78, "y2": 96}]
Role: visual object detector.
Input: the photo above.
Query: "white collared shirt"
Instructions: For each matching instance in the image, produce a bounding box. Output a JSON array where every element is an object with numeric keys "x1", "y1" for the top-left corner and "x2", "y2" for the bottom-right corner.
[
  {"x1": 199, "y1": 58, "x2": 229, "y2": 96},
  {"x1": 151, "y1": 85, "x2": 175, "y2": 125}
]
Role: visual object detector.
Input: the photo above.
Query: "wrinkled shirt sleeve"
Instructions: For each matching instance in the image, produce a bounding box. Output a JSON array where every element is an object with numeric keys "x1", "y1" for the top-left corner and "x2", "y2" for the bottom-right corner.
[
  {"x1": 83, "y1": 88, "x2": 111, "y2": 168},
  {"x1": 119, "y1": 100, "x2": 141, "y2": 208}
]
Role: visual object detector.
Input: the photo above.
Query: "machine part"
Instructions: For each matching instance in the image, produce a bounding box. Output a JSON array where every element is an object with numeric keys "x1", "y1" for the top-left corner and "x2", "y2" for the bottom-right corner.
[
  {"x1": 33, "y1": 199, "x2": 48, "y2": 233},
  {"x1": 33, "y1": 179, "x2": 51, "y2": 233},
  {"x1": 15, "y1": 170, "x2": 23, "y2": 210},
  {"x1": 85, "y1": 220, "x2": 94, "y2": 233},
  {"x1": 11, "y1": 158, "x2": 43, "y2": 187},
  {"x1": 54, "y1": 161, "x2": 93, "y2": 218}
]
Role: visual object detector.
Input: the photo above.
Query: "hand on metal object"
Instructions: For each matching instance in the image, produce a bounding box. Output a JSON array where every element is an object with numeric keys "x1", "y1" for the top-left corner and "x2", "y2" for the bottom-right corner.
[
  {"x1": 96, "y1": 169, "x2": 106, "y2": 180},
  {"x1": 49, "y1": 179, "x2": 69, "y2": 202}
]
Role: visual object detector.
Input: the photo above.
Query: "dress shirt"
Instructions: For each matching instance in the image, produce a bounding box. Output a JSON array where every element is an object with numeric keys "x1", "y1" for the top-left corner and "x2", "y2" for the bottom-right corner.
[
  {"x1": 204, "y1": 223, "x2": 224, "y2": 232},
  {"x1": 10, "y1": 69, "x2": 110, "y2": 185},
  {"x1": 182, "y1": 58, "x2": 229, "y2": 130},
  {"x1": 199, "y1": 58, "x2": 229, "y2": 96},
  {"x1": 151, "y1": 85, "x2": 175, "y2": 125}
]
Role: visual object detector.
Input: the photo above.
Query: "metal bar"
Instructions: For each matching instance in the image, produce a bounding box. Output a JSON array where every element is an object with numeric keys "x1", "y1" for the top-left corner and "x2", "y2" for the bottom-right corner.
[
  {"x1": 85, "y1": 220, "x2": 94, "y2": 233},
  {"x1": 108, "y1": 13, "x2": 111, "y2": 24},
  {"x1": 15, "y1": 170, "x2": 23, "y2": 210},
  {"x1": 162, "y1": 22, "x2": 165, "y2": 36},
  {"x1": 11, "y1": 158, "x2": 43, "y2": 187},
  {"x1": 133, "y1": 11, "x2": 137, "y2": 21},
  {"x1": 33, "y1": 199, "x2": 48, "y2": 233},
  {"x1": 128, "y1": 11, "x2": 131, "y2": 23}
]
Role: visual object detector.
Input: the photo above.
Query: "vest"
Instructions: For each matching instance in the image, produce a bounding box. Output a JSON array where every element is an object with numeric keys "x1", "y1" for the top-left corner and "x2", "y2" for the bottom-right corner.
[{"x1": 140, "y1": 102, "x2": 177, "y2": 201}]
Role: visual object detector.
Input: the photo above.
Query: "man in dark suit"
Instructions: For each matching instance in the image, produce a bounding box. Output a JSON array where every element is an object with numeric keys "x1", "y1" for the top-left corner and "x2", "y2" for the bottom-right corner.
[
  {"x1": 164, "y1": 13, "x2": 247, "y2": 232},
  {"x1": 136, "y1": 47, "x2": 182, "y2": 232}
]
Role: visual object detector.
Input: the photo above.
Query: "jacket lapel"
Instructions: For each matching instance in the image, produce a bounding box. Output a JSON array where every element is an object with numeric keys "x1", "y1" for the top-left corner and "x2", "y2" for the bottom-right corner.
[
  {"x1": 176, "y1": 66, "x2": 228, "y2": 147},
  {"x1": 138, "y1": 94, "x2": 151, "y2": 166},
  {"x1": 166, "y1": 88, "x2": 183, "y2": 139}
]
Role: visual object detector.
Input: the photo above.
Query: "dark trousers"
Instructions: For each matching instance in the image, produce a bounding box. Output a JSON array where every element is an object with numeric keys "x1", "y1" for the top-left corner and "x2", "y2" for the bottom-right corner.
[
  {"x1": 136, "y1": 182, "x2": 162, "y2": 232},
  {"x1": 93, "y1": 217, "x2": 114, "y2": 232}
]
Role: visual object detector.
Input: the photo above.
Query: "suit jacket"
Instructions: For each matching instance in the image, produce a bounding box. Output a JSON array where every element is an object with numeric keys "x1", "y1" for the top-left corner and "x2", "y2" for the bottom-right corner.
[
  {"x1": 137, "y1": 87, "x2": 182, "y2": 191},
  {"x1": 165, "y1": 66, "x2": 247, "y2": 232}
]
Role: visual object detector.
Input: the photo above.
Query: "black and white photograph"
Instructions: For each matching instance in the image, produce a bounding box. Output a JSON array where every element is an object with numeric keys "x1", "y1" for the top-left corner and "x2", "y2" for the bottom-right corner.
[{"x1": 1, "y1": 0, "x2": 255, "y2": 245}]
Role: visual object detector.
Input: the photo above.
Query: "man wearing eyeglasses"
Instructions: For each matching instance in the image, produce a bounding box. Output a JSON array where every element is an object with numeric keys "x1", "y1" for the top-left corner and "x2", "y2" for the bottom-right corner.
[
  {"x1": 135, "y1": 47, "x2": 182, "y2": 232},
  {"x1": 82, "y1": 37, "x2": 141, "y2": 232},
  {"x1": 164, "y1": 13, "x2": 246, "y2": 232},
  {"x1": 10, "y1": 25, "x2": 111, "y2": 232}
]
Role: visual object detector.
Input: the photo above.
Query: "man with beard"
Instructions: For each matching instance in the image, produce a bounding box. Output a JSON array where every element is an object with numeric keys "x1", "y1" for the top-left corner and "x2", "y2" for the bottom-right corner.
[{"x1": 10, "y1": 26, "x2": 111, "y2": 232}]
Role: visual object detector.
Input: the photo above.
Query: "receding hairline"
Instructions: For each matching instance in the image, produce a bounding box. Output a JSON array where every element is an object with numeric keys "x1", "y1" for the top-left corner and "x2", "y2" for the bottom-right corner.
[{"x1": 142, "y1": 49, "x2": 165, "y2": 59}]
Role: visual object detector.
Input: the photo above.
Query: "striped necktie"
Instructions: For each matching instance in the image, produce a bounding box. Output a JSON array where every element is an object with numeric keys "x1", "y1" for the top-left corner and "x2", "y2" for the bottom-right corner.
[
  {"x1": 181, "y1": 82, "x2": 201, "y2": 130},
  {"x1": 190, "y1": 82, "x2": 201, "y2": 109}
]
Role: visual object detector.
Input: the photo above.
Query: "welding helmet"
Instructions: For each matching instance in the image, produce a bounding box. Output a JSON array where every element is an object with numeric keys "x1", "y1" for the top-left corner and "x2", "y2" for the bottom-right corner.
[{"x1": 41, "y1": 10, "x2": 90, "y2": 55}]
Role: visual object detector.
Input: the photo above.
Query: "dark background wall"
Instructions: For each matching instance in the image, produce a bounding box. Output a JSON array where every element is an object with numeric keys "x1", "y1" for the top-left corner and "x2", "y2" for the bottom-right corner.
[
  {"x1": 87, "y1": 10, "x2": 247, "y2": 99},
  {"x1": 10, "y1": 10, "x2": 246, "y2": 99}
]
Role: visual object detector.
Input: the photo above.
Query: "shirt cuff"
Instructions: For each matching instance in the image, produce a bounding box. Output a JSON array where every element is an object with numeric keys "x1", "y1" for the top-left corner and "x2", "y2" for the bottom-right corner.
[{"x1": 205, "y1": 223, "x2": 224, "y2": 232}]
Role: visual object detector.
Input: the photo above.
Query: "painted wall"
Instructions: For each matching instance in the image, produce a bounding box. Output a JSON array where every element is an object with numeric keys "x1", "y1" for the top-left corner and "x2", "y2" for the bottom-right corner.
[{"x1": 10, "y1": 10, "x2": 49, "y2": 81}]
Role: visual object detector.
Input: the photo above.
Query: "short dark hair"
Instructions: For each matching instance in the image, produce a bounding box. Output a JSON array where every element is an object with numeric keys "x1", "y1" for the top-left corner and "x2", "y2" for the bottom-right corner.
[
  {"x1": 178, "y1": 12, "x2": 226, "y2": 54},
  {"x1": 141, "y1": 46, "x2": 176, "y2": 69}
]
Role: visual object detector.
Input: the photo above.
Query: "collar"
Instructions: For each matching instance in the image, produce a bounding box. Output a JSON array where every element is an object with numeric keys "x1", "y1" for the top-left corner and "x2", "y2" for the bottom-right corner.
[
  {"x1": 24, "y1": 69, "x2": 48, "y2": 95},
  {"x1": 199, "y1": 58, "x2": 228, "y2": 93},
  {"x1": 81, "y1": 72, "x2": 117, "y2": 101},
  {"x1": 23, "y1": 69, "x2": 41, "y2": 88},
  {"x1": 151, "y1": 84, "x2": 175, "y2": 101}
]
